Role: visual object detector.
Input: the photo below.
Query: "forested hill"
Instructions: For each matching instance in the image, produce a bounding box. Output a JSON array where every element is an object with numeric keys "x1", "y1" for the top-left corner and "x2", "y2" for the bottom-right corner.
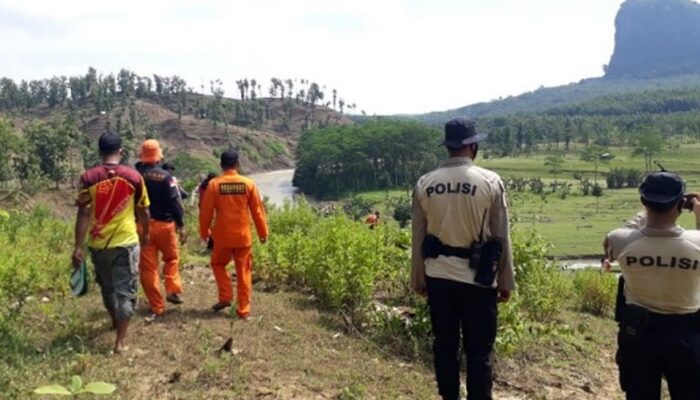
[
  {"x1": 411, "y1": 74, "x2": 700, "y2": 125},
  {"x1": 0, "y1": 68, "x2": 354, "y2": 182},
  {"x1": 606, "y1": 0, "x2": 700, "y2": 79}
]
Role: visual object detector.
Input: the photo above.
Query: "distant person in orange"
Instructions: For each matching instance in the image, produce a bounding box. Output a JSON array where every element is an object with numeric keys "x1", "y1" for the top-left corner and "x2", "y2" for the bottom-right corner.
[
  {"x1": 135, "y1": 140, "x2": 186, "y2": 322},
  {"x1": 72, "y1": 132, "x2": 150, "y2": 354},
  {"x1": 365, "y1": 210, "x2": 380, "y2": 229},
  {"x1": 199, "y1": 150, "x2": 268, "y2": 318}
]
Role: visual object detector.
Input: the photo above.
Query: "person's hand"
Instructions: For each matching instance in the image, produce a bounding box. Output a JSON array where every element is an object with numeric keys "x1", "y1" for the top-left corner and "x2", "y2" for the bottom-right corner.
[
  {"x1": 177, "y1": 228, "x2": 188, "y2": 245},
  {"x1": 692, "y1": 197, "x2": 700, "y2": 218},
  {"x1": 497, "y1": 289, "x2": 511, "y2": 303},
  {"x1": 685, "y1": 193, "x2": 700, "y2": 211},
  {"x1": 71, "y1": 247, "x2": 83, "y2": 270},
  {"x1": 260, "y1": 236, "x2": 267, "y2": 244},
  {"x1": 601, "y1": 258, "x2": 612, "y2": 273}
]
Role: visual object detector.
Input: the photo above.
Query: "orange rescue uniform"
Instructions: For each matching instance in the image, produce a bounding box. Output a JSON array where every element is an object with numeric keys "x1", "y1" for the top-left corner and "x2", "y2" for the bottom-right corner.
[
  {"x1": 199, "y1": 169, "x2": 268, "y2": 318},
  {"x1": 137, "y1": 161, "x2": 185, "y2": 315}
]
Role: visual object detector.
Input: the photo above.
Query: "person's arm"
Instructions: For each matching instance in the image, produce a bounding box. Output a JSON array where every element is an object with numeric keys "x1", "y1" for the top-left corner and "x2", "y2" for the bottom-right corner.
[
  {"x1": 410, "y1": 187, "x2": 427, "y2": 296},
  {"x1": 166, "y1": 175, "x2": 187, "y2": 243},
  {"x1": 72, "y1": 178, "x2": 91, "y2": 269},
  {"x1": 72, "y1": 204, "x2": 90, "y2": 269},
  {"x1": 199, "y1": 181, "x2": 216, "y2": 241},
  {"x1": 490, "y1": 180, "x2": 514, "y2": 302},
  {"x1": 135, "y1": 176, "x2": 151, "y2": 246},
  {"x1": 623, "y1": 211, "x2": 647, "y2": 230},
  {"x1": 248, "y1": 183, "x2": 268, "y2": 243},
  {"x1": 136, "y1": 206, "x2": 150, "y2": 246},
  {"x1": 692, "y1": 196, "x2": 700, "y2": 230},
  {"x1": 601, "y1": 236, "x2": 613, "y2": 272}
]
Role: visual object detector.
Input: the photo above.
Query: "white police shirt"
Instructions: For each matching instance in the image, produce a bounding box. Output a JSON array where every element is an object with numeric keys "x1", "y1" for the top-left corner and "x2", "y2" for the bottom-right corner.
[
  {"x1": 411, "y1": 157, "x2": 515, "y2": 291},
  {"x1": 607, "y1": 220, "x2": 700, "y2": 315}
]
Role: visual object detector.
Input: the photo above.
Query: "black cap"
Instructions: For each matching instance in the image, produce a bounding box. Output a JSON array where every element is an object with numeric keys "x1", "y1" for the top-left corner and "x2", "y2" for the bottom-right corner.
[
  {"x1": 220, "y1": 149, "x2": 239, "y2": 167},
  {"x1": 98, "y1": 132, "x2": 122, "y2": 154},
  {"x1": 442, "y1": 118, "x2": 487, "y2": 149},
  {"x1": 639, "y1": 172, "x2": 685, "y2": 205}
]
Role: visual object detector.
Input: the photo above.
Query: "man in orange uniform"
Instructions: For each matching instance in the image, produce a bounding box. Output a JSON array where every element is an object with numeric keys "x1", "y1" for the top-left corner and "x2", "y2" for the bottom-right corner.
[
  {"x1": 136, "y1": 140, "x2": 186, "y2": 321},
  {"x1": 199, "y1": 150, "x2": 268, "y2": 318}
]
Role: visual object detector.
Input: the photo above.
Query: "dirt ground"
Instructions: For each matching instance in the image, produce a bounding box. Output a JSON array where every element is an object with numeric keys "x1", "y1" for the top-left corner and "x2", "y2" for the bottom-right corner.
[{"x1": 20, "y1": 261, "x2": 629, "y2": 400}]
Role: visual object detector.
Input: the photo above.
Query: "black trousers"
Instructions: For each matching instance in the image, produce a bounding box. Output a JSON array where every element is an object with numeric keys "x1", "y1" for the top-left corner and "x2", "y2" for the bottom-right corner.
[
  {"x1": 617, "y1": 314, "x2": 700, "y2": 400},
  {"x1": 426, "y1": 277, "x2": 497, "y2": 400}
]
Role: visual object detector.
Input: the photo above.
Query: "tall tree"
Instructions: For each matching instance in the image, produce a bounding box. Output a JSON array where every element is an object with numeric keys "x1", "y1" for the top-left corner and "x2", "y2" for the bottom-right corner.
[
  {"x1": 631, "y1": 131, "x2": 664, "y2": 171},
  {"x1": 22, "y1": 122, "x2": 71, "y2": 189},
  {"x1": 544, "y1": 153, "x2": 565, "y2": 180},
  {"x1": 580, "y1": 145, "x2": 613, "y2": 184}
]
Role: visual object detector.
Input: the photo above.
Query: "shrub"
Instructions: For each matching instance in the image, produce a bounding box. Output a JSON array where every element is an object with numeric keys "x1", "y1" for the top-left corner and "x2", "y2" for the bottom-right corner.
[
  {"x1": 511, "y1": 228, "x2": 572, "y2": 322},
  {"x1": 342, "y1": 195, "x2": 373, "y2": 221},
  {"x1": 573, "y1": 269, "x2": 617, "y2": 317},
  {"x1": 391, "y1": 196, "x2": 411, "y2": 228}
]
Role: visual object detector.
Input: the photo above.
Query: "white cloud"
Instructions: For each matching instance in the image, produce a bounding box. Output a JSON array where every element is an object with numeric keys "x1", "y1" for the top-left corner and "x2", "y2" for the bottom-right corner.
[{"x1": 0, "y1": 0, "x2": 622, "y2": 114}]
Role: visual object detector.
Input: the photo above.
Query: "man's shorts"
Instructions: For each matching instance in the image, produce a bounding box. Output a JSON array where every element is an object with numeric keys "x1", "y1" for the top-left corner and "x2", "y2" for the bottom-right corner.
[{"x1": 89, "y1": 245, "x2": 140, "y2": 322}]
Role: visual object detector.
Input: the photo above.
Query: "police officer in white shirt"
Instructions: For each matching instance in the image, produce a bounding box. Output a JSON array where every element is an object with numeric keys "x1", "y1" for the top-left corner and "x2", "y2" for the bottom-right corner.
[
  {"x1": 605, "y1": 172, "x2": 700, "y2": 399},
  {"x1": 411, "y1": 118, "x2": 515, "y2": 400}
]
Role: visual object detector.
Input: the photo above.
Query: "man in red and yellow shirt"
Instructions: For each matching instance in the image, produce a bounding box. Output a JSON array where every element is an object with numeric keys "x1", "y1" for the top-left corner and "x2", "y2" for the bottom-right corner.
[
  {"x1": 199, "y1": 150, "x2": 268, "y2": 319},
  {"x1": 72, "y1": 132, "x2": 150, "y2": 354}
]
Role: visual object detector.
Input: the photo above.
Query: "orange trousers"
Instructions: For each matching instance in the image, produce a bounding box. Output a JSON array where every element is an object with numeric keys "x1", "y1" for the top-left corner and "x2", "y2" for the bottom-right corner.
[
  {"x1": 139, "y1": 220, "x2": 182, "y2": 315},
  {"x1": 211, "y1": 245, "x2": 253, "y2": 318}
]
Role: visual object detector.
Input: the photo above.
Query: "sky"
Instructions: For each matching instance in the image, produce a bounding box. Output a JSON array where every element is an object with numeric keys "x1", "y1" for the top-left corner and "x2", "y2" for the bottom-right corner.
[{"x1": 0, "y1": 0, "x2": 625, "y2": 115}]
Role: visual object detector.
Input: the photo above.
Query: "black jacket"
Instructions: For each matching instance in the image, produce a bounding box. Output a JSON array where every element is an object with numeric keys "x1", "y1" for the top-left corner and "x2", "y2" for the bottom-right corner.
[{"x1": 136, "y1": 163, "x2": 185, "y2": 228}]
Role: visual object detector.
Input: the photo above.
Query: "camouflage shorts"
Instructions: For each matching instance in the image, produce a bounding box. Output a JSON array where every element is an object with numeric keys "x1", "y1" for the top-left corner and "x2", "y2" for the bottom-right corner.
[{"x1": 90, "y1": 245, "x2": 140, "y2": 322}]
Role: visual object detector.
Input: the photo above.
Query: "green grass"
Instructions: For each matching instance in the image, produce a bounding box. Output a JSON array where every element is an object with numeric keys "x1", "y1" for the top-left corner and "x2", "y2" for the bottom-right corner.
[{"x1": 355, "y1": 144, "x2": 700, "y2": 257}]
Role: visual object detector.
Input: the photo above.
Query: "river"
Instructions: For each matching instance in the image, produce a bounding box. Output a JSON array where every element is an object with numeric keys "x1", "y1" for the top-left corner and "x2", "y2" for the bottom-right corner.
[{"x1": 249, "y1": 169, "x2": 297, "y2": 206}]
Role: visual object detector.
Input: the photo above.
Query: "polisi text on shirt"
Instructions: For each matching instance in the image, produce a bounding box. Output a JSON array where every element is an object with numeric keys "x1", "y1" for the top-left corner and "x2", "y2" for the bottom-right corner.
[
  {"x1": 426, "y1": 182, "x2": 477, "y2": 198},
  {"x1": 625, "y1": 256, "x2": 700, "y2": 270}
]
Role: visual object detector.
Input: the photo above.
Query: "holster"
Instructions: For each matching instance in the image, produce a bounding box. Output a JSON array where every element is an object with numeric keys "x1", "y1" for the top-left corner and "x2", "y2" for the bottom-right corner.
[
  {"x1": 421, "y1": 235, "x2": 442, "y2": 259},
  {"x1": 471, "y1": 240, "x2": 502, "y2": 286},
  {"x1": 614, "y1": 275, "x2": 626, "y2": 323}
]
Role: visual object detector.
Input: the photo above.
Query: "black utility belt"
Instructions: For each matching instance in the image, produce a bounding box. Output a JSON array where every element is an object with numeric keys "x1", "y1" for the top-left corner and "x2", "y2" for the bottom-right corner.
[
  {"x1": 421, "y1": 235, "x2": 471, "y2": 259},
  {"x1": 646, "y1": 309, "x2": 700, "y2": 326},
  {"x1": 422, "y1": 234, "x2": 502, "y2": 286},
  {"x1": 621, "y1": 304, "x2": 700, "y2": 336}
]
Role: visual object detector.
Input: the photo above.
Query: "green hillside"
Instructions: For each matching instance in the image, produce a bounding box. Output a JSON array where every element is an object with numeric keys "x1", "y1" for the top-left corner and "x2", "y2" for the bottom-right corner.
[{"x1": 412, "y1": 74, "x2": 700, "y2": 124}]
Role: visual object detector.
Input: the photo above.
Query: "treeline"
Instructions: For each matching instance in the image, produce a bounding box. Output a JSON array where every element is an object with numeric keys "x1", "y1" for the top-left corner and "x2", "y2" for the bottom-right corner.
[
  {"x1": 546, "y1": 88, "x2": 700, "y2": 116},
  {"x1": 293, "y1": 120, "x2": 441, "y2": 198},
  {"x1": 415, "y1": 74, "x2": 700, "y2": 124},
  {"x1": 477, "y1": 88, "x2": 700, "y2": 157},
  {"x1": 0, "y1": 67, "x2": 357, "y2": 133},
  {"x1": 479, "y1": 112, "x2": 700, "y2": 157}
]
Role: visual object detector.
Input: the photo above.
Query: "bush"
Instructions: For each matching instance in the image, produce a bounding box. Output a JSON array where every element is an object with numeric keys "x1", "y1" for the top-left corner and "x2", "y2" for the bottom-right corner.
[
  {"x1": 342, "y1": 195, "x2": 373, "y2": 221},
  {"x1": 573, "y1": 269, "x2": 617, "y2": 317},
  {"x1": 254, "y1": 200, "x2": 406, "y2": 322},
  {"x1": 606, "y1": 168, "x2": 625, "y2": 189},
  {"x1": 0, "y1": 207, "x2": 81, "y2": 395},
  {"x1": 511, "y1": 229, "x2": 572, "y2": 322},
  {"x1": 391, "y1": 196, "x2": 411, "y2": 228}
]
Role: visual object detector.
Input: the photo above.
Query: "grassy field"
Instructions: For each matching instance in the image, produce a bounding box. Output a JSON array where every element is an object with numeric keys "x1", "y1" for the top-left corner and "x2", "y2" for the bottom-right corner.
[{"x1": 358, "y1": 144, "x2": 700, "y2": 257}]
